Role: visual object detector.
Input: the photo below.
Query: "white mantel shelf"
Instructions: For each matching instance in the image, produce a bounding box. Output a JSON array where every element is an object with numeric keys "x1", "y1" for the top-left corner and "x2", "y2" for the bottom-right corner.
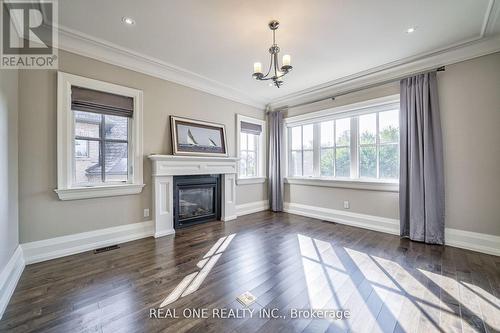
[
  {"x1": 149, "y1": 154, "x2": 238, "y2": 177},
  {"x1": 149, "y1": 155, "x2": 239, "y2": 161},
  {"x1": 148, "y1": 155, "x2": 238, "y2": 238}
]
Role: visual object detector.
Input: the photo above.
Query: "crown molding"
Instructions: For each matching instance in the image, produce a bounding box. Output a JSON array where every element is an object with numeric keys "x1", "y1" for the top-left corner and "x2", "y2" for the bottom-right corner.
[
  {"x1": 55, "y1": 0, "x2": 499, "y2": 112},
  {"x1": 57, "y1": 26, "x2": 267, "y2": 109},
  {"x1": 268, "y1": 35, "x2": 500, "y2": 109},
  {"x1": 483, "y1": 0, "x2": 500, "y2": 36},
  {"x1": 269, "y1": 0, "x2": 500, "y2": 109}
]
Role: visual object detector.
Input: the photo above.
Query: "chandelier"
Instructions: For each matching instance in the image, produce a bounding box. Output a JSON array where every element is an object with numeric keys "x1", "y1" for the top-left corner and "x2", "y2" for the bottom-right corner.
[{"x1": 252, "y1": 20, "x2": 292, "y2": 88}]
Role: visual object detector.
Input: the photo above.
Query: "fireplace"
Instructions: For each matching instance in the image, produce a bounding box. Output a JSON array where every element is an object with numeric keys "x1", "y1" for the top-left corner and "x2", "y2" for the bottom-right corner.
[
  {"x1": 149, "y1": 155, "x2": 238, "y2": 237},
  {"x1": 173, "y1": 174, "x2": 221, "y2": 229}
]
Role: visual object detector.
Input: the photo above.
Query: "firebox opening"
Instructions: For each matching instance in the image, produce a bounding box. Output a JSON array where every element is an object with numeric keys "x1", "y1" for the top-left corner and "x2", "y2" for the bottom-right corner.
[{"x1": 173, "y1": 174, "x2": 221, "y2": 229}]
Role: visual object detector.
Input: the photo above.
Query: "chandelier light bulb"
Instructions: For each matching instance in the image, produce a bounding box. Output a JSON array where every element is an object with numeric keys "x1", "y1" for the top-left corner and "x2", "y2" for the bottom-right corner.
[
  {"x1": 253, "y1": 62, "x2": 262, "y2": 74},
  {"x1": 282, "y1": 54, "x2": 291, "y2": 67}
]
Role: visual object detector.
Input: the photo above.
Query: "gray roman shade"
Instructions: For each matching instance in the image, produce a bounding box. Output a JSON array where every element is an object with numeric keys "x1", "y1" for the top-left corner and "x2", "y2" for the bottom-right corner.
[
  {"x1": 240, "y1": 121, "x2": 262, "y2": 135},
  {"x1": 71, "y1": 86, "x2": 134, "y2": 118}
]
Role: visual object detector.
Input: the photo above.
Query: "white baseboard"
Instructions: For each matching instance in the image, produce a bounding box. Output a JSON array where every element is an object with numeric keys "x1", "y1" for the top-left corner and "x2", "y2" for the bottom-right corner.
[
  {"x1": 0, "y1": 246, "x2": 25, "y2": 320},
  {"x1": 22, "y1": 221, "x2": 154, "y2": 265},
  {"x1": 154, "y1": 229, "x2": 175, "y2": 238},
  {"x1": 236, "y1": 200, "x2": 270, "y2": 217},
  {"x1": 284, "y1": 202, "x2": 500, "y2": 256},
  {"x1": 284, "y1": 202, "x2": 400, "y2": 235},
  {"x1": 445, "y1": 228, "x2": 500, "y2": 256}
]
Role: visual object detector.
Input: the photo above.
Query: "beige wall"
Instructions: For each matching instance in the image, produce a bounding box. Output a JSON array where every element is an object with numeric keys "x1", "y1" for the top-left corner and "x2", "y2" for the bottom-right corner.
[
  {"x1": 18, "y1": 50, "x2": 266, "y2": 243},
  {"x1": 285, "y1": 52, "x2": 500, "y2": 236},
  {"x1": 17, "y1": 50, "x2": 500, "y2": 242},
  {"x1": 439, "y1": 52, "x2": 500, "y2": 235},
  {"x1": 0, "y1": 69, "x2": 19, "y2": 269}
]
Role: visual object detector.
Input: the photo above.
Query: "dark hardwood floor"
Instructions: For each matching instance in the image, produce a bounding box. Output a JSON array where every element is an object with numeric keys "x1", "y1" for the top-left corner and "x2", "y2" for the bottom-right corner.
[{"x1": 1, "y1": 211, "x2": 499, "y2": 333}]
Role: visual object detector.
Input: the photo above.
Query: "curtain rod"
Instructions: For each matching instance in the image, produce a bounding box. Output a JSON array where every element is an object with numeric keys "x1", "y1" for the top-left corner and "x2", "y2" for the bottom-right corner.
[{"x1": 269, "y1": 66, "x2": 445, "y2": 111}]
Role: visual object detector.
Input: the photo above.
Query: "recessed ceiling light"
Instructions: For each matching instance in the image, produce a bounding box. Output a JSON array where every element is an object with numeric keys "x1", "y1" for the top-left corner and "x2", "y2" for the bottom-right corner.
[
  {"x1": 122, "y1": 17, "x2": 135, "y2": 25},
  {"x1": 406, "y1": 27, "x2": 416, "y2": 33}
]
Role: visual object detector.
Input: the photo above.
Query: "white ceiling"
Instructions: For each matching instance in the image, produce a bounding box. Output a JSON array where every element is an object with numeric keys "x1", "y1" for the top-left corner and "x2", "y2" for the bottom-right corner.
[{"x1": 58, "y1": 0, "x2": 500, "y2": 107}]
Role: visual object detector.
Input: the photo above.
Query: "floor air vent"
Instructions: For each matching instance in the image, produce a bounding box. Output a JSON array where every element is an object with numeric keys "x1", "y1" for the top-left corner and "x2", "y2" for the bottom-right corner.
[
  {"x1": 94, "y1": 245, "x2": 120, "y2": 254},
  {"x1": 237, "y1": 291, "x2": 256, "y2": 307}
]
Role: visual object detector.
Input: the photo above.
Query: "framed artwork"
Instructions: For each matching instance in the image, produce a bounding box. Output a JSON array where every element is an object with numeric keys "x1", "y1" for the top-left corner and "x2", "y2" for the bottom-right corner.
[{"x1": 170, "y1": 116, "x2": 228, "y2": 156}]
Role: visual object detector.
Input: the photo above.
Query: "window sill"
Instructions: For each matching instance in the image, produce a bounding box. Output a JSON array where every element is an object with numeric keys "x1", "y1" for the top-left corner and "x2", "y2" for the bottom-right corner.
[
  {"x1": 285, "y1": 177, "x2": 399, "y2": 192},
  {"x1": 236, "y1": 177, "x2": 267, "y2": 185},
  {"x1": 55, "y1": 184, "x2": 145, "y2": 200}
]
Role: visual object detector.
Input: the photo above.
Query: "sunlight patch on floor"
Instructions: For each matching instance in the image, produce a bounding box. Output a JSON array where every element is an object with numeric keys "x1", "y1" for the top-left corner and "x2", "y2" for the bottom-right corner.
[
  {"x1": 462, "y1": 281, "x2": 500, "y2": 330},
  {"x1": 159, "y1": 233, "x2": 236, "y2": 307},
  {"x1": 343, "y1": 248, "x2": 382, "y2": 331}
]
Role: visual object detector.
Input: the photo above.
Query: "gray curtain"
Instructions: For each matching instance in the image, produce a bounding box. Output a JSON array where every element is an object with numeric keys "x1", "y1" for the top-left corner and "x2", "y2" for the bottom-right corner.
[
  {"x1": 400, "y1": 71, "x2": 445, "y2": 244},
  {"x1": 268, "y1": 110, "x2": 284, "y2": 212}
]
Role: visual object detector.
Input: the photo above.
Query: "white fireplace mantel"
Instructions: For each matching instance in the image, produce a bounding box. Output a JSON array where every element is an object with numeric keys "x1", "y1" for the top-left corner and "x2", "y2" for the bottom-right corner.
[{"x1": 148, "y1": 155, "x2": 238, "y2": 238}]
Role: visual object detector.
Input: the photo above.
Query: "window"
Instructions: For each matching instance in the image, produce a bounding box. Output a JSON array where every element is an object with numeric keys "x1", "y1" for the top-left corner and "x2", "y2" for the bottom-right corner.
[
  {"x1": 318, "y1": 118, "x2": 352, "y2": 178},
  {"x1": 240, "y1": 131, "x2": 258, "y2": 177},
  {"x1": 289, "y1": 124, "x2": 314, "y2": 176},
  {"x1": 285, "y1": 95, "x2": 400, "y2": 187},
  {"x1": 56, "y1": 72, "x2": 144, "y2": 200},
  {"x1": 73, "y1": 106, "x2": 130, "y2": 185},
  {"x1": 237, "y1": 115, "x2": 266, "y2": 184},
  {"x1": 359, "y1": 110, "x2": 399, "y2": 180}
]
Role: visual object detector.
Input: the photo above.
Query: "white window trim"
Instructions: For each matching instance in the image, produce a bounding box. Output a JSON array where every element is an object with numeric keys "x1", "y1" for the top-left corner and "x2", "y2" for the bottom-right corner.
[
  {"x1": 284, "y1": 94, "x2": 400, "y2": 191},
  {"x1": 55, "y1": 72, "x2": 144, "y2": 200},
  {"x1": 285, "y1": 177, "x2": 399, "y2": 192},
  {"x1": 236, "y1": 177, "x2": 266, "y2": 185},
  {"x1": 236, "y1": 114, "x2": 266, "y2": 185}
]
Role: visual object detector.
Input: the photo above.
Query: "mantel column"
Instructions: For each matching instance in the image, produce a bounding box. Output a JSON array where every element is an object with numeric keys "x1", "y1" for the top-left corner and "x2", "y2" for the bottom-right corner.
[
  {"x1": 221, "y1": 173, "x2": 237, "y2": 221},
  {"x1": 152, "y1": 175, "x2": 175, "y2": 238}
]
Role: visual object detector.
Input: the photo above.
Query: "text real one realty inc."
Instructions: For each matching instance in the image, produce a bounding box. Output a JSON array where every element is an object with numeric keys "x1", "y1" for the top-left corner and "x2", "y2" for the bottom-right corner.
[{"x1": 149, "y1": 308, "x2": 351, "y2": 320}]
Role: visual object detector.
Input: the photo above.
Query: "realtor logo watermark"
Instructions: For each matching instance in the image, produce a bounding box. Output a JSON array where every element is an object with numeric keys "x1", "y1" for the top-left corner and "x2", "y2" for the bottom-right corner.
[{"x1": 1, "y1": 0, "x2": 58, "y2": 69}]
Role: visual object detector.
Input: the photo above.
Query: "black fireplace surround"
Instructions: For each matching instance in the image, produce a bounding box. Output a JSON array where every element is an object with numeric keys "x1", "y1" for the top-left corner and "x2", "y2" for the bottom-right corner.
[{"x1": 173, "y1": 174, "x2": 221, "y2": 229}]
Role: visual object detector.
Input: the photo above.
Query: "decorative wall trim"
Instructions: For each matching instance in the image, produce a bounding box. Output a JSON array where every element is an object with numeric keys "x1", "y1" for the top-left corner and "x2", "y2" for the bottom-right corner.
[
  {"x1": 284, "y1": 202, "x2": 500, "y2": 256},
  {"x1": 483, "y1": 0, "x2": 500, "y2": 36},
  {"x1": 269, "y1": 35, "x2": 500, "y2": 109},
  {"x1": 283, "y1": 94, "x2": 400, "y2": 126},
  {"x1": 236, "y1": 200, "x2": 270, "y2": 216},
  {"x1": 57, "y1": 26, "x2": 266, "y2": 109},
  {"x1": 149, "y1": 155, "x2": 238, "y2": 177},
  {"x1": 21, "y1": 221, "x2": 155, "y2": 264},
  {"x1": 0, "y1": 246, "x2": 25, "y2": 320},
  {"x1": 236, "y1": 177, "x2": 267, "y2": 185},
  {"x1": 285, "y1": 177, "x2": 399, "y2": 192},
  {"x1": 55, "y1": 184, "x2": 145, "y2": 200}
]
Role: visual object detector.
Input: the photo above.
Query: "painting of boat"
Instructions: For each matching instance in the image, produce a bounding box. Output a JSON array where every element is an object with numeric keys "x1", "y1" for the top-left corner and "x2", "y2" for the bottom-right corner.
[{"x1": 171, "y1": 116, "x2": 227, "y2": 156}]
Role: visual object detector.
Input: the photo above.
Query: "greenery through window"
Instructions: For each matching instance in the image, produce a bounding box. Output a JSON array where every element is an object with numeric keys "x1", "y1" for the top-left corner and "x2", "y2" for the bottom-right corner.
[
  {"x1": 320, "y1": 118, "x2": 351, "y2": 178},
  {"x1": 359, "y1": 110, "x2": 399, "y2": 180},
  {"x1": 288, "y1": 107, "x2": 399, "y2": 181},
  {"x1": 290, "y1": 124, "x2": 314, "y2": 176}
]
